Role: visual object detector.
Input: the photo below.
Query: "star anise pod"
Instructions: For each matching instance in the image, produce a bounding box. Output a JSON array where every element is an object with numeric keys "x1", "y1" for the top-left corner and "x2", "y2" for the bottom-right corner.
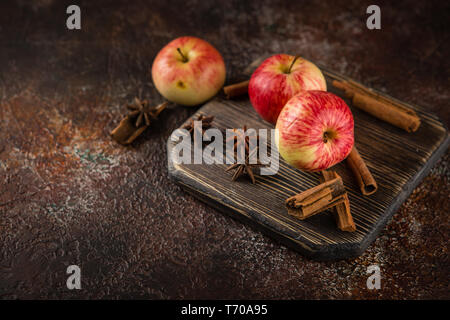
[
  {"x1": 225, "y1": 125, "x2": 259, "y2": 160},
  {"x1": 180, "y1": 114, "x2": 214, "y2": 144},
  {"x1": 111, "y1": 98, "x2": 168, "y2": 145},
  {"x1": 225, "y1": 126, "x2": 263, "y2": 184},
  {"x1": 127, "y1": 97, "x2": 168, "y2": 128},
  {"x1": 226, "y1": 148, "x2": 264, "y2": 184},
  {"x1": 181, "y1": 114, "x2": 214, "y2": 135}
]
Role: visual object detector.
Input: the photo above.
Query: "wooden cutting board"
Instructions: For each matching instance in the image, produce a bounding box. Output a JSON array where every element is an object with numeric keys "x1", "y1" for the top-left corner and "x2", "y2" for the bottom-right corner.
[{"x1": 167, "y1": 67, "x2": 449, "y2": 260}]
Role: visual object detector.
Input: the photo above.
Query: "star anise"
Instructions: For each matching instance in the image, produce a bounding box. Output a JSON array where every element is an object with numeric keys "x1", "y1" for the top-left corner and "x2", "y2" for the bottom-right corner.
[
  {"x1": 181, "y1": 114, "x2": 215, "y2": 141},
  {"x1": 111, "y1": 98, "x2": 168, "y2": 145},
  {"x1": 225, "y1": 125, "x2": 263, "y2": 184},
  {"x1": 127, "y1": 97, "x2": 168, "y2": 128},
  {"x1": 181, "y1": 114, "x2": 214, "y2": 134},
  {"x1": 226, "y1": 148, "x2": 264, "y2": 184},
  {"x1": 225, "y1": 125, "x2": 259, "y2": 159}
]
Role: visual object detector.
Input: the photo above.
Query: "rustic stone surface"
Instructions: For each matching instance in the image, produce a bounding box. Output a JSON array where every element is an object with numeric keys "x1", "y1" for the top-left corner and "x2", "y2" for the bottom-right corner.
[{"x1": 0, "y1": 0, "x2": 448, "y2": 299}]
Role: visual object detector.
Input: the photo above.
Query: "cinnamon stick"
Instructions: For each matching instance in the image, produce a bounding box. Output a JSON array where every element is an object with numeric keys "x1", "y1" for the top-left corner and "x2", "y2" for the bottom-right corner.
[
  {"x1": 346, "y1": 147, "x2": 378, "y2": 196},
  {"x1": 321, "y1": 171, "x2": 356, "y2": 232},
  {"x1": 332, "y1": 80, "x2": 420, "y2": 132},
  {"x1": 286, "y1": 176, "x2": 346, "y2": 220},
  {"x1": 110, "y1": 116, "x2": 148, "y2": 145},
  {"x1": 223, "y1": 80, "x2": 249, "y2": 99}
]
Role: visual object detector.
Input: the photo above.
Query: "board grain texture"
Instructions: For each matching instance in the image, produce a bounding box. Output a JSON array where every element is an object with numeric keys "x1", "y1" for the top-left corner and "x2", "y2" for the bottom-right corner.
[{"x1": 167, "y1": 69, "x2": 449, "y2": 260}]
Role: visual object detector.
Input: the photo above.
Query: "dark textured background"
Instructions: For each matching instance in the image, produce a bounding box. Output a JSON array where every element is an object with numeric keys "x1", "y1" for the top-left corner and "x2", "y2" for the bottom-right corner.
[{"x1": 0, "y1": 0, "x2": 449, "y2": 299}]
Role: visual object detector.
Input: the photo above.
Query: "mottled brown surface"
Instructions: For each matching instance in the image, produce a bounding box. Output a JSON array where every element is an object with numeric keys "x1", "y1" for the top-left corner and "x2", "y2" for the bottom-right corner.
[{"x1": 0, "y1": 0, "x2": 448, "y2": 299}]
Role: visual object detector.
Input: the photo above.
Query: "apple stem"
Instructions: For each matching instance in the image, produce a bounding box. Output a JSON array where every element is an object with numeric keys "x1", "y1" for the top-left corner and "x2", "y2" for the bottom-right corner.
[
  {"x1": 287, "y1": 55, "x2": 300, "y2": 74},
  {"x1": 177, "y1": 48, "x2": 188, "y2": 63}
]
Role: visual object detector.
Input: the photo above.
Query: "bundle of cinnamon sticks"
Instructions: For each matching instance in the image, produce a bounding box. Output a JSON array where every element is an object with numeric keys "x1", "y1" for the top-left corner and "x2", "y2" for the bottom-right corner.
[{"x1": 286, "y1": 171, "x2": 355, "y2": 232}]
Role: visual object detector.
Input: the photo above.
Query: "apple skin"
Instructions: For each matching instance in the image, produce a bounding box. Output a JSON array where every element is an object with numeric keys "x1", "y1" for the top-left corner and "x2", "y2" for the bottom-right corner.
[
  {"x1": 152, "y1": 36, "x2": 226, "y2": 106},
  {"x1": 248, "y1": 54, "x2": 327, "y2": 124},
  {"x1": 275, "y1": 90, "x2": 354, "y2": 172}
]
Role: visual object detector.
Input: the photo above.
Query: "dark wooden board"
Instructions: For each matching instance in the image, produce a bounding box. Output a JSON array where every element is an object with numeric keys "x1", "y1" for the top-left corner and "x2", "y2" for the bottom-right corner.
[{"x1": 167, "y1": 68, "x2": 449, "y2": 260}]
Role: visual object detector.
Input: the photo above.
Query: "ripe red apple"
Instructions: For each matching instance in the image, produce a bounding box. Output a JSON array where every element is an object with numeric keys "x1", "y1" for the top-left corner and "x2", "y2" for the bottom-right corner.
[
  {"x1": 152, "y1": 36, "x2": 226, "y2": 106},
  {"x1": 248, "y1": 54, "x2": 327, "y2": 124},
  {"x1": 275, "y1": 90, "x2": 354, "y2": 172}
]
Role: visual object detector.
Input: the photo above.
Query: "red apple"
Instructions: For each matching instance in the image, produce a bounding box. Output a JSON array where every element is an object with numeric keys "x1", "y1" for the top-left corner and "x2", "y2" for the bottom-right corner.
[
  {"x1": 275, "y1": 90, "x2": 354, "y2": 172},
  {"x1": 152, "y1": 36, "x2": 226, "y2": 106},
  {"x1": 248, "y1": 54, "x2": 327, "y2": 124}
]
